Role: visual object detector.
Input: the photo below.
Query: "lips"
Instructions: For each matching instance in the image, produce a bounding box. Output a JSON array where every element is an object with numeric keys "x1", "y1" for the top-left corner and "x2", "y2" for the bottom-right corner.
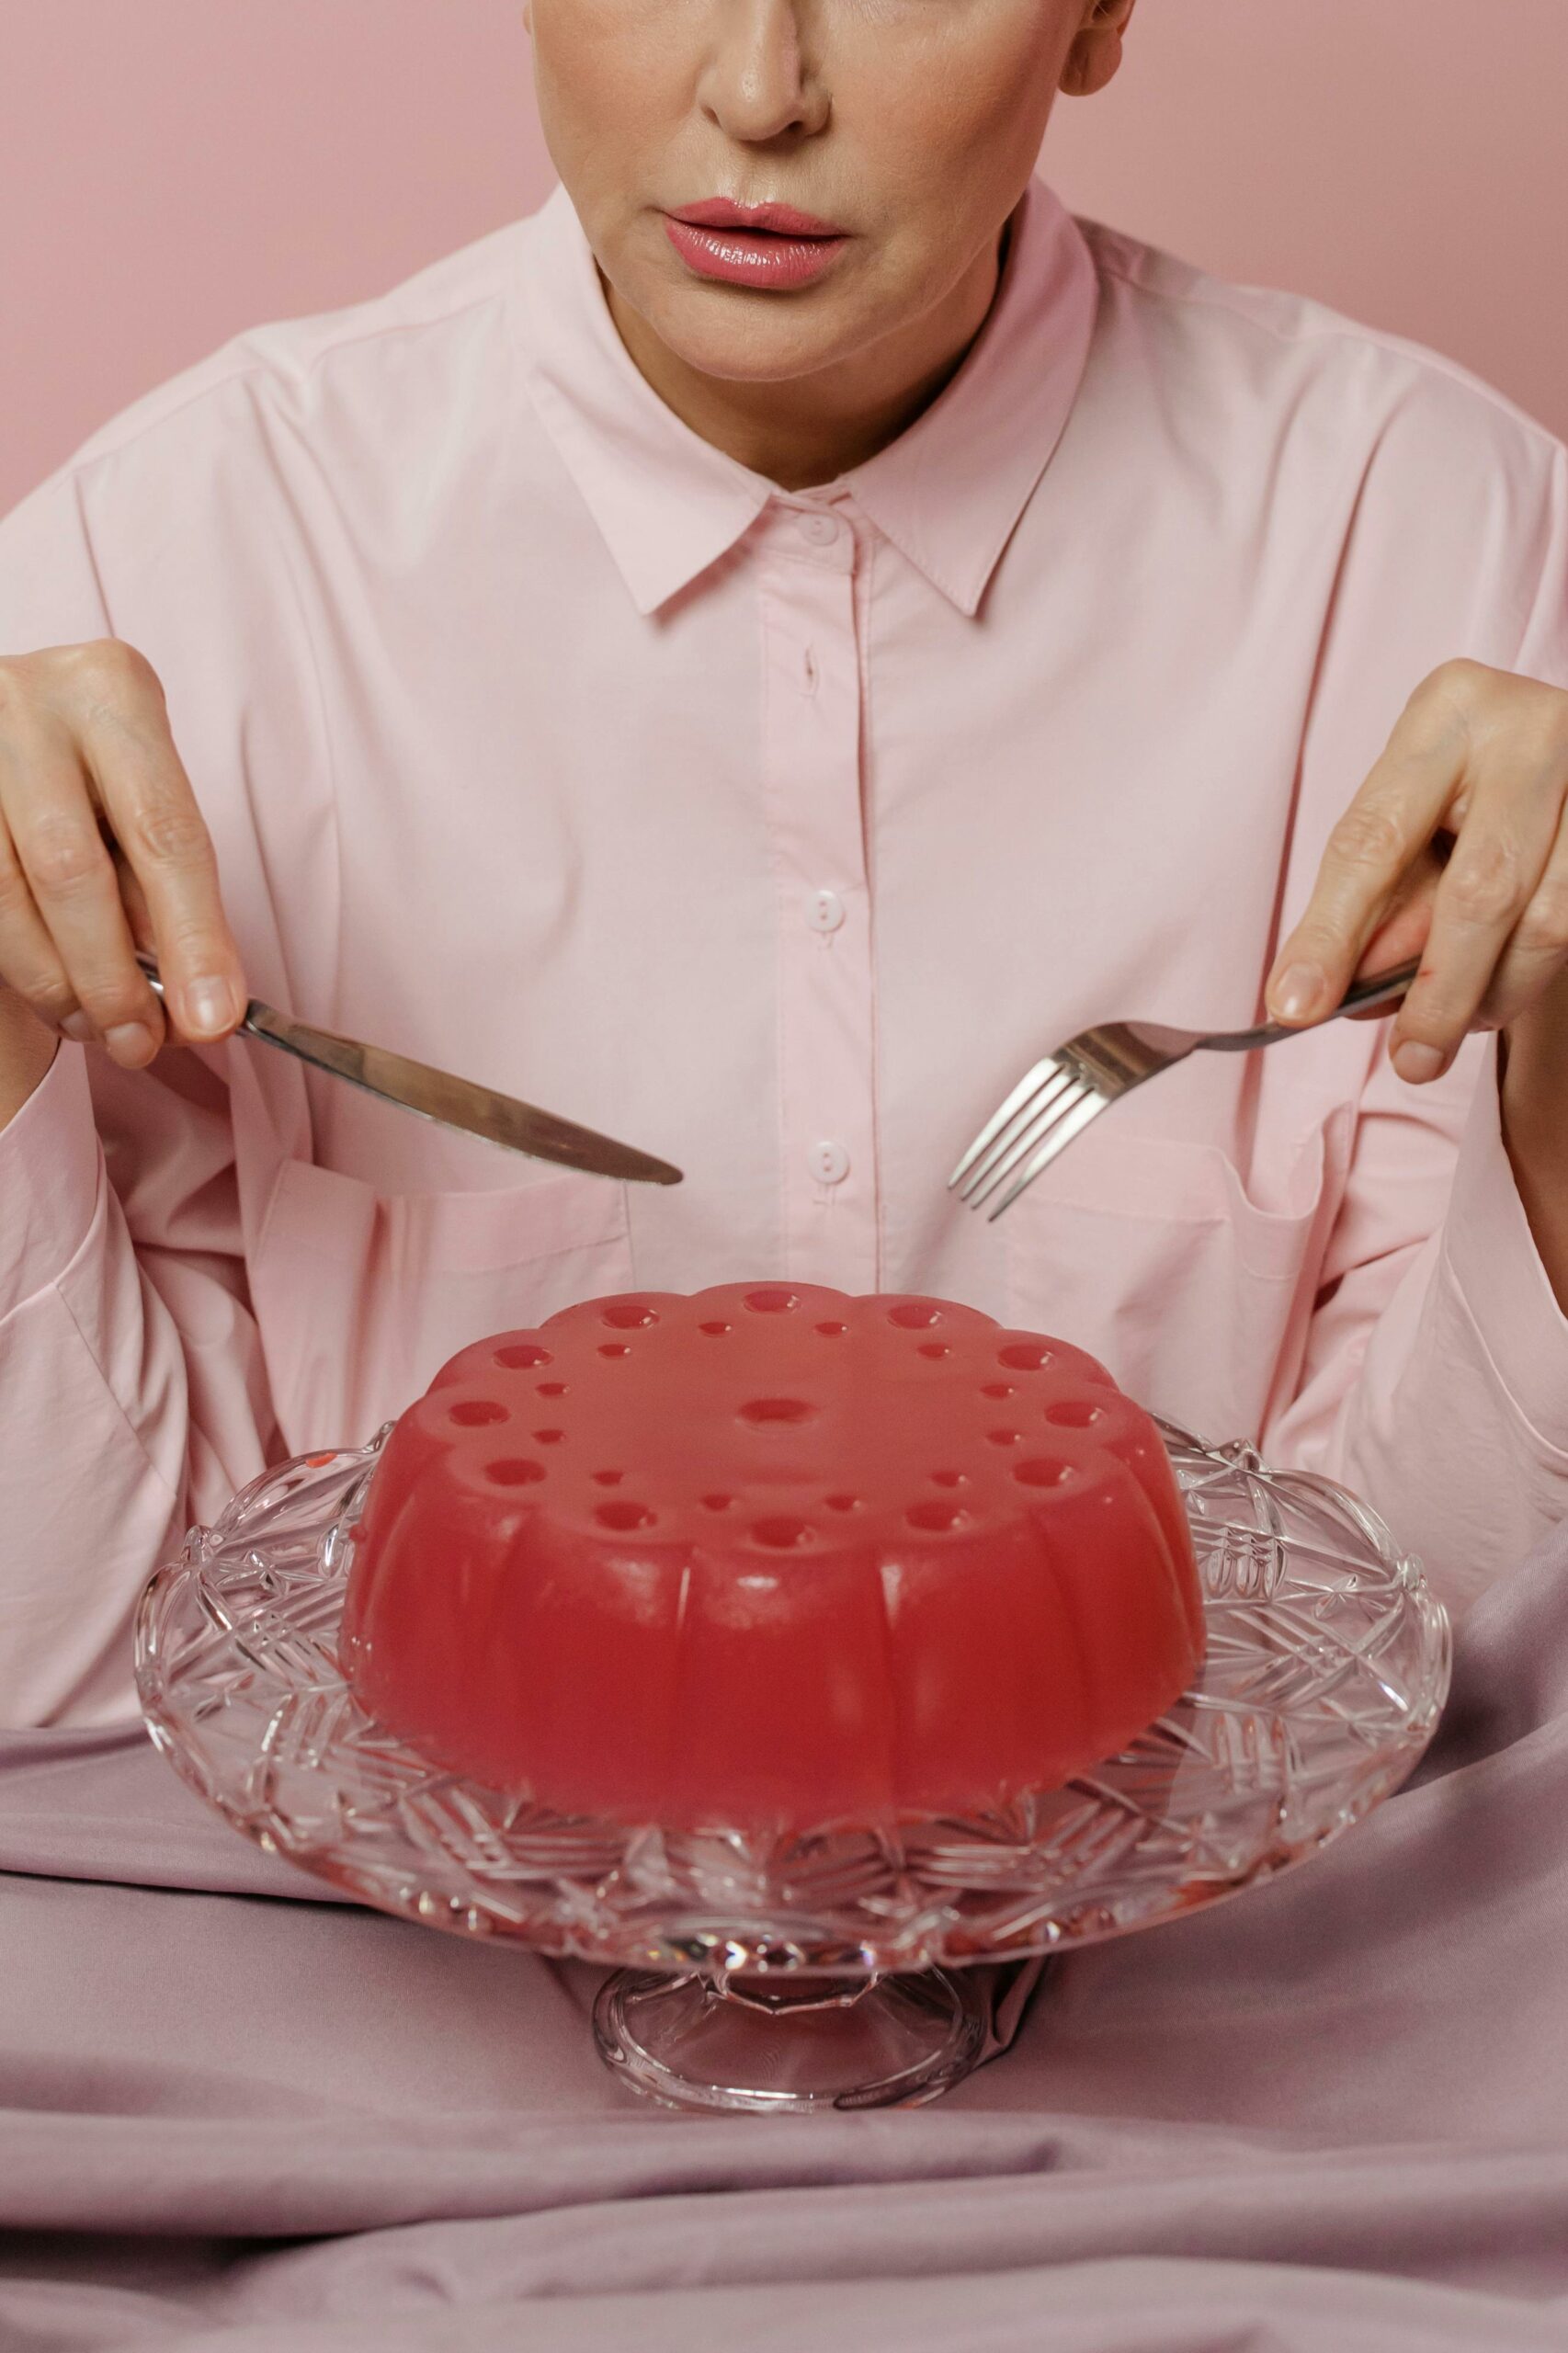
[
  {"x1": 670, "y1": 198, "x2": 846, "y2": 240},
  {"x1": 663, "y1": 199, "x2": 849, "y2": 292}
]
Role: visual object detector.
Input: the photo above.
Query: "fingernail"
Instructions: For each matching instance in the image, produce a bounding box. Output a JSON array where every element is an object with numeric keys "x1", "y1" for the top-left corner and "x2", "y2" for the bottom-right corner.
[
  {"x1": 1270, "y1": 964, "x2": 1324, "y2": 1022},
  {"x1": 105, "y1": 1021, "x2": 156, "y2": 1065},
  {"x1": 184, "y1": 977, "x2": 238, "y2": 1038},
  {"x1": 61, "y1": 1012, "x2": 96, "y2": 1044},
  {"x1": 1394, "y1": 1040, "x2": 1447, "y2": 1085}
]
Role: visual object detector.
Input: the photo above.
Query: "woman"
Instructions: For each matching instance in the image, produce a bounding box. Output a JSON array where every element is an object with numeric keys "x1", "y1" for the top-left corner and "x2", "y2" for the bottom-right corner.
[{"x1": 0, "y1": 0, "x2": 1565, "y2": 1722}]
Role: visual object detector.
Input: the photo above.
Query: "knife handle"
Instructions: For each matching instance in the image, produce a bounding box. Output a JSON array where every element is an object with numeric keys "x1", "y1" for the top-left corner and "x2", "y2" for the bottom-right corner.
[
  {"x1": 133, "y1": 951, "x2": 267, "y2": 1039},
  {"x1": 132, "y1": 951, "x2": 344, "y2": 1073},
  {"x1": 132, "y1": 952, "x2": 364, "y2": 1078}
]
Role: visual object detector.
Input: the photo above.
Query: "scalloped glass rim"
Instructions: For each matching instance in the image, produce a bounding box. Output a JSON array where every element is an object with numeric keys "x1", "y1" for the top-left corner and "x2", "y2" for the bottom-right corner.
[{"x1": 134, "y1": 1416, "x2": 1451, "y2": 1977}]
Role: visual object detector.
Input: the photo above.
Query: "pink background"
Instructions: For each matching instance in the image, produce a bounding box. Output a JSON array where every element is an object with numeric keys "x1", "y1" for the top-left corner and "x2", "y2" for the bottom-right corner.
[{"x1": 3, "y1": 0, "x2": 1565, "y2": 525}]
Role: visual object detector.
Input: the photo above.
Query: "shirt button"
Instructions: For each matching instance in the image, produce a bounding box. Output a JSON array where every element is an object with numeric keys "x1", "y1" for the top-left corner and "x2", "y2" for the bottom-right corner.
[
  {"x1": 811, "y1": 1140, "x2": 851, "y2": 1187},
  {"x1": 796, "y1": 512, "x2": 840, "y2": 546},
  {"x1": 807, "y1": 888, "x2": 846, "y2": 934}
]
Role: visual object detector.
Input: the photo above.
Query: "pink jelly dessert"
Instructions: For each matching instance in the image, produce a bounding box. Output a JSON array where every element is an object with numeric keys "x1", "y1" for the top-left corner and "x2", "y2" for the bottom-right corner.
[{"x1": 341, "y1": 1284, "x2": 1203, "y2": 1832}]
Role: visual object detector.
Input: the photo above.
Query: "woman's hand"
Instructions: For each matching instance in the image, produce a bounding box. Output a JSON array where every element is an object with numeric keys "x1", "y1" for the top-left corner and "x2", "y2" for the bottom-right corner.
[
  {"x1": 0, "y1": 640, "x2": 245, "y2": 1090},
  {"x1": 1266, "y1": 659, "x2": 1568, "y2": 1083}
]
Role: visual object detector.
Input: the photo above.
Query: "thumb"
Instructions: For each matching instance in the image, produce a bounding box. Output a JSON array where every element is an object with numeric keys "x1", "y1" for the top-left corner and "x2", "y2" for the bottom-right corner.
[{"x1": 1344, "y1": 847, "x2": 1439, "y2": 1017}]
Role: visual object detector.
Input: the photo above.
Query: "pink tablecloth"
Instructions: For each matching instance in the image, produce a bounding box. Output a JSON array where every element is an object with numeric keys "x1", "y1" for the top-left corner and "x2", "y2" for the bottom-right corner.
[{"x1": 4, "y1": 1525, "x2": 1568, "y2": 2350}]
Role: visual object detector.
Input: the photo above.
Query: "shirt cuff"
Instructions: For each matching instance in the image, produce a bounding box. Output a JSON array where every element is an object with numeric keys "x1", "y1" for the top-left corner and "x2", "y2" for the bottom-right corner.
[
  {"x1": 0, "y1": 1042, "x2": 104, "y2": 1323},
  {"x1": 1441, "y1": 1029, "x2": 1568, "y2": 1461}
]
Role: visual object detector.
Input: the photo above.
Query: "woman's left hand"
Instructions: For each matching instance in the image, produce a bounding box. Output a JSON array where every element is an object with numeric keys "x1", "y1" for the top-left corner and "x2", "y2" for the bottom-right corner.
[{"x1": 1266, "y1": 658, "x2": 1568, "y2": 1088}]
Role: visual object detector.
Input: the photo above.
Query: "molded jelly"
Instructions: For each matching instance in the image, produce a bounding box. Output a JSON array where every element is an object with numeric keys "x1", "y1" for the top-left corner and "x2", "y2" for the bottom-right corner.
[{"x1": 340, "y1": 1284, "x2": 1204, "y2": 1832}]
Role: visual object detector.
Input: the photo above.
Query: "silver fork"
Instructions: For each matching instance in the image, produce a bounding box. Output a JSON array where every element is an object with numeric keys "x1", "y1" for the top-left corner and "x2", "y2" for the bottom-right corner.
[{"x1": 950, "y1": 956, "x2": 1422, "y2": 1221}]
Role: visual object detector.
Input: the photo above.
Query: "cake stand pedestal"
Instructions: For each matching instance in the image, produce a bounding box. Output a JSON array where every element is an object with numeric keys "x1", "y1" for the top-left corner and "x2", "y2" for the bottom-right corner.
[
  {"x1": 594, "y1": 1963, "x2": 994, "y2": 2113},
  {"x1": 135, "y1": 1418, "x2": 1449, "y2": 2115}
]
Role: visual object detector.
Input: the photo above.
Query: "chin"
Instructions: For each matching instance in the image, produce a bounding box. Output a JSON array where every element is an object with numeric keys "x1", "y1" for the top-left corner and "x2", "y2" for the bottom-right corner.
[{"x1": 645, "y1": 286, "x2": 870, "y2": 387}]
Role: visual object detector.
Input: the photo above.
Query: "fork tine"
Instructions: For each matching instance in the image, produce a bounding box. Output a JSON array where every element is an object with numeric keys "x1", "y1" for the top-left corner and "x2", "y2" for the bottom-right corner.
[
  {"x1": 987, "y1": 1088, "x2": 1112, "y2": 1220},
  {"x1": 964, "y1": 1076, "x2": 1091, "y2": 1208},
  {"x1": 954, "y1": 1065, "x2": 1078, "y2": 1201},
  {"x1": 949, "y1": 1055, "x2": 1068, "y2": 1189}
]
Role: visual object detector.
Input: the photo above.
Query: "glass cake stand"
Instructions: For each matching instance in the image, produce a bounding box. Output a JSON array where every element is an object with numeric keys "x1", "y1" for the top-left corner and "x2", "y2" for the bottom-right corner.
[{"x1": 134, "y1": 1419, "x2": 1450, "y2": 2114}]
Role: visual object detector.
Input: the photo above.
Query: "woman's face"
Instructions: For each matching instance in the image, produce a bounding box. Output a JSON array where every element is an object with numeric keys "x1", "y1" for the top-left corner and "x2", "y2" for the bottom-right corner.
[{"x1": 526, "y1": 0, "x2": 1131, "y2": 391}]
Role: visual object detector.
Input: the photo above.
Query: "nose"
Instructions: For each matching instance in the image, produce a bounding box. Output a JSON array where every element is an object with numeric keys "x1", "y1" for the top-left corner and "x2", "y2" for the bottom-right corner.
[{"x1": 697, "y1": 0, "x2": 830, "y2": 144}]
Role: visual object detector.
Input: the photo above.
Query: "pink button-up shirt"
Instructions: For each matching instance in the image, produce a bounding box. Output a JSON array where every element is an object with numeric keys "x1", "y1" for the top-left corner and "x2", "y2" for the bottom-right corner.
[{"x1": 3, "y1": 180, "x2": 1567, "y2": 1722}]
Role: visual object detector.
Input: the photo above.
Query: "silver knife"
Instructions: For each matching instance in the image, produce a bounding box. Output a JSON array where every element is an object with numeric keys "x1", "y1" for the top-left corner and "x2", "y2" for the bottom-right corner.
[{"x1": 133, "y1": 953, "x2": 682, "y2": 1188}]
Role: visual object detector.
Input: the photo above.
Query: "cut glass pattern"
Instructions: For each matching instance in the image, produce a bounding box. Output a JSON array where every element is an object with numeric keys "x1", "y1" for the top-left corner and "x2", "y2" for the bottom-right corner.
[{"x1": 134, "y1": 1417, "x2": 1450, "y2": 1978}]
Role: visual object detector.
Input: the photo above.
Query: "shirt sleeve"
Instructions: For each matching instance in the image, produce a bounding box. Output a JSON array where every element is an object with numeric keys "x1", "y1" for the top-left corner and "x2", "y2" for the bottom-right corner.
[
  {"x1": 0, "y1": 471, "x2": 275, "y2": 1726},
  {"x1": 1266, "y1": 1029, "x2": 1568, "y2": 1618},
  {"x1": 1267, "y1": 439, "x2": 1568, "y2": 1618}
]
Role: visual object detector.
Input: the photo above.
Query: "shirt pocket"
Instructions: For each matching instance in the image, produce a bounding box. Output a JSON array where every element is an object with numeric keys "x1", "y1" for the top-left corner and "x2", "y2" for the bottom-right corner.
[
  {"x1": 251, "y1": 1156, "x2": 635, "y2": 1449},
  {"x1": 1003, "y1": 1116, "x2": 1344, "y2": 1448}
]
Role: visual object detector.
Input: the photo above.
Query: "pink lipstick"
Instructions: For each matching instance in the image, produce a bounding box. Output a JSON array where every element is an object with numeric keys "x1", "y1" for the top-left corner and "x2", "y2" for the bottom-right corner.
[{"x1": 664, "y1": 199, "x2": 848, "y2": 291}]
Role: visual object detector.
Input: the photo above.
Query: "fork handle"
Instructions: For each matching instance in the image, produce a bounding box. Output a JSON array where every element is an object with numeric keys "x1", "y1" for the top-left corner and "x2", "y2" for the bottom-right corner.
[{"x1": 1207, "y1": 956, "x2": 1424, "y2": 1053}]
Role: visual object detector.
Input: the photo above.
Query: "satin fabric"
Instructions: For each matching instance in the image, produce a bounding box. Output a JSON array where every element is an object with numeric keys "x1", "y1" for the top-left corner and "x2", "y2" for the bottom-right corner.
[{"x1": 5, "y1": 1516, "x2": 1568, "y2": 2345}]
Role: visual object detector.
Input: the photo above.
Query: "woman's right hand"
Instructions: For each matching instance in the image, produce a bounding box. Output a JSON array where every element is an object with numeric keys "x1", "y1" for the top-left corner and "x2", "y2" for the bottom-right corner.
[{"x1": 0, "y1": 640, "x2": 246, "y2": 1084}]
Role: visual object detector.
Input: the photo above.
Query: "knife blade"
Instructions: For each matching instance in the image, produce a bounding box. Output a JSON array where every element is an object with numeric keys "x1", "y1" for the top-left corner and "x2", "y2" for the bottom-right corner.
[{"x1": 132, "y1": 955, "x2": 683, "y2": 1187}]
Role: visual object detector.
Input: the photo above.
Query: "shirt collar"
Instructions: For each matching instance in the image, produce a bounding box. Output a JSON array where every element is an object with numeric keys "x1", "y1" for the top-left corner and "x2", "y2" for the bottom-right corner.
[{"x1": 513, "y1": 176, "x2": 1098, "y2": 620}]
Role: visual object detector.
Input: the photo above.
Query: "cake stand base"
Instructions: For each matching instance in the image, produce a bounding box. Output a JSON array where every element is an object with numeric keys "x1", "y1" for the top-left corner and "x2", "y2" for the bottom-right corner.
[{"x1": 592, "y1": 1966, "x2": 993, "y2": 2114}]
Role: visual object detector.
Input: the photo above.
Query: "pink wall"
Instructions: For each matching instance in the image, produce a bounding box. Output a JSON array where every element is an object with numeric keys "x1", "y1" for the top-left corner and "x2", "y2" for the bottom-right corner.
[
  {"x1": 3, "y1": 0, "x2": 1565, "y2": 528},
  {"x1": 1047, "y1": 0, "x2": 1568, "y2": 444},
  {"x1": 0, "y1": 0, "x2": 551, "y2": 521}
]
